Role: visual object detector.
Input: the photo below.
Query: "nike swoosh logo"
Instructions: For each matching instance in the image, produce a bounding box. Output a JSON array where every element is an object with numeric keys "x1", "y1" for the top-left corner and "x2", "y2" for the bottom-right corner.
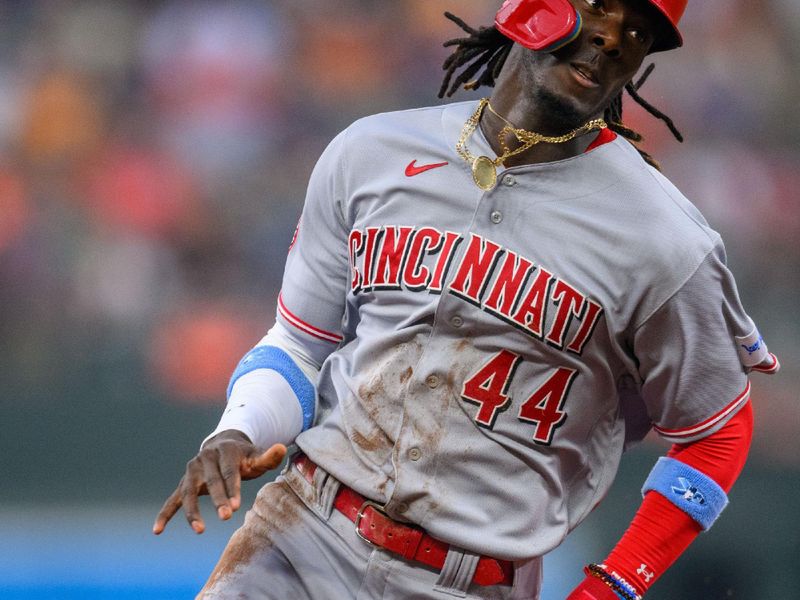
[{"x1": 405, "y1": 160, "x2": 449, "y2": 177}]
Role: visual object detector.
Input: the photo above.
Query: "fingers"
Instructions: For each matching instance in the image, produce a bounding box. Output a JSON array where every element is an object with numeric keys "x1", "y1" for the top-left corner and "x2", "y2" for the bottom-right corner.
[
  {"x1": 153, "y1": 436, "x2": 287, "y2": 537},
  {"x1": 152, "y1": 459, "x2": 208, "y2": 535},
  {"x1": 219, "y1": 450, "x2": 243, "y2": 512},
  {"x1": 153, "y1": 484, "x2": 182, "y2": 535},
  {"x1": 181, "y1": 459, "x2": 207, "y2": 534},
  {"x1": 241, "y1": 443, "x2": 287, "y2": 479},
  {"x1": 202, "y1": 452, "x2": 234, "y2": 521}
]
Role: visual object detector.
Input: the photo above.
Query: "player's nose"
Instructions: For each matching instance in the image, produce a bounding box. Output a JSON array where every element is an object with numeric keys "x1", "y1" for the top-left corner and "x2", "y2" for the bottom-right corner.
[
  {"x1": 591, "y1": 29, "x2": 622, "y2": 58},
  {"x1": 588, "y1": 15, "x2": 624, "y2": 58}
]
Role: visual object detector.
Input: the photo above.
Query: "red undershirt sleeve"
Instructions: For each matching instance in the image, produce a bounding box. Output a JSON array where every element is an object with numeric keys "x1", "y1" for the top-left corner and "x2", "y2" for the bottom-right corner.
[{"x1": 603, "y1": 401, "x2": 754, "y2": 595}]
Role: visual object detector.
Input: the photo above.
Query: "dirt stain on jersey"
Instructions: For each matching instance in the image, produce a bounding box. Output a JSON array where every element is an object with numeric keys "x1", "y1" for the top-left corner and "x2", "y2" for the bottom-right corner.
[
  {"x1": 445, "y1": 371, "x2": 457, "y2": 393},
  {"x1": 284, "y1": 468, "x2": 318, "y2": 507},
  {"x1": 260, "y1": 481, "x2": 304, "y2": 534},
  {"x1": 201, "y1": 525, "x2": 265, "y2": 593},
  {"x1": 358, "y1": 375, "x2": 385, "y2": 405},
  {"x1": 351, "y1": 340, "x2": 426, "y2": 459},
  {"x1": 351, "y1": 429, "x2": 385, "y2": 453},
  {"x1": 411, "y1": 418, "x2": 444, "y2": 454},
  {"x1": 358, "y1": 340, "x2": 421, "y2": 403},
  {"x1": 356, "y1": 374, "x2": 400, "y2": 452}
]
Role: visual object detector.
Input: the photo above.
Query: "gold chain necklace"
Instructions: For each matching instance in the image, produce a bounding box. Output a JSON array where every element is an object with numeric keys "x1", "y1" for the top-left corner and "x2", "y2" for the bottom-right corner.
[{"x1": 456, "y1": 98, "x2": 607, "y2": 191}]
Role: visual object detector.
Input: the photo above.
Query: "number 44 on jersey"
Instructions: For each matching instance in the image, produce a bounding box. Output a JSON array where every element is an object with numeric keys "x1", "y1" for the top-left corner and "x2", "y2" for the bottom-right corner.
[{"x1": 461, "y1": 350, "x2": 578, "y2": 446}]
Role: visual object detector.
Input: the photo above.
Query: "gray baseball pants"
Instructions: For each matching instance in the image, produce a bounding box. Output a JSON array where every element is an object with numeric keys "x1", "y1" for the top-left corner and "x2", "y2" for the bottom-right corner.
[{"x1": 198, "y1": 460, "x2": 543, "y2": 599}]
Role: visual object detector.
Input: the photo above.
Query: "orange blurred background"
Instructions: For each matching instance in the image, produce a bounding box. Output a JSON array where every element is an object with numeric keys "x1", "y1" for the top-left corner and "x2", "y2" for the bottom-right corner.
[{"x1": 0, "y1": 2, "x2": 797, "y2": 598}]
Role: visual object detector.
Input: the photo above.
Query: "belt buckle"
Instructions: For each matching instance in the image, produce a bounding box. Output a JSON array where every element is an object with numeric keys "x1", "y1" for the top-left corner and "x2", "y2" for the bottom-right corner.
[{"x1": 354, "y1": 500, "x2": 387, "y2": 546}]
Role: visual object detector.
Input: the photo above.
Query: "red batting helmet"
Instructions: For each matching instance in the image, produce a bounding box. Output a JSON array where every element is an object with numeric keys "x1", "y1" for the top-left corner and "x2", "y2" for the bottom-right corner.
[
  {"x1": 648, "y1": 0, "x2": 687, "y2": 52},
  {"x1": 495, "y1": 0, "x2": 687, "y2": 54}
]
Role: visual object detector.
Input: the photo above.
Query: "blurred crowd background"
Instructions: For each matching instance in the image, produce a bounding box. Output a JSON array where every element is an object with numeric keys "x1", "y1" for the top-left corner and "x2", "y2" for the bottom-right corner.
[{"x1": 0, "y1": 1, "x2": 797, "y2": 598}]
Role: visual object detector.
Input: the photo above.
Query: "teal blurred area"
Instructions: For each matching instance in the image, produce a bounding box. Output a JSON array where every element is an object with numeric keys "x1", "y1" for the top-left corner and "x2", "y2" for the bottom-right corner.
[
  {"x1": 1, "y1": 1, "x2": 798, "y2": 599},
  {"x1": 1, "y1": 454, "x2": 798, "y2": 599},
  {"x1": 0, "y1": 500, "x2": 254, "y2": 599}
]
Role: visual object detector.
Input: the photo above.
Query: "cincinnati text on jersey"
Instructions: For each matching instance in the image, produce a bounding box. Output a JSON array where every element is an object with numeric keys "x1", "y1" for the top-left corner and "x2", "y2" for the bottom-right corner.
[{"x1": 348, "y1": 226, "x2": 604, "y2": 355}]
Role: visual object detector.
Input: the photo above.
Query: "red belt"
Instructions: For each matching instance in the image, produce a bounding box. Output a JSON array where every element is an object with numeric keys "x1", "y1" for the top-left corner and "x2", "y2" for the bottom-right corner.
[{"x1": 294, "y1": 456, "x2": 514, "y2": 587}]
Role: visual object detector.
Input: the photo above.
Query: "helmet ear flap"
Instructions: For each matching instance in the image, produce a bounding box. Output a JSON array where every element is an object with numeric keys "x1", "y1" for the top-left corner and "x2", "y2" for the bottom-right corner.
[
  {"x1": 494, "y1": 0, "x2": 687, "y2": 54},
  {"x1": 495, "y1": 0, "x2": 582, "y2": 53}
]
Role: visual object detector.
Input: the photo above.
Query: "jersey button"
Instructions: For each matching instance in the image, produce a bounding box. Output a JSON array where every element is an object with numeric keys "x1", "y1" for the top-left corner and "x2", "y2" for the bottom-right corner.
[
  {"x1": 490, "y1": 210, "x2": 503, "y2": 224},
  {"x1": 408, "y1": 447, "x2": 422, "y2": 461},
  {"x1": 502, "y1": 174, "x2": 517, "y2": 187},
  {"x1": 425, "y1": 374, "x2": 440, "y2": 389},
  {"x1": 396, "y1": 502, "x2": 409, "y2": 514},
  {"x1": 450, "y1": 315, "x2": 463, "y2": 328}
]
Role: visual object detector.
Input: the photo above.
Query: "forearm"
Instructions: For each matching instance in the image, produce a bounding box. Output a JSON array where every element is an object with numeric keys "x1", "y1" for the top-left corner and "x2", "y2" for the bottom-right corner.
[
  {"x1": 572, "y1": 401, "x2": 754, "y2": 598},
  {"x1": 204, "y1": 321, "x2": 331, "y2": 451},
  {"x1": 204, "y1": 369, "x2": 304, "y2": 450}
]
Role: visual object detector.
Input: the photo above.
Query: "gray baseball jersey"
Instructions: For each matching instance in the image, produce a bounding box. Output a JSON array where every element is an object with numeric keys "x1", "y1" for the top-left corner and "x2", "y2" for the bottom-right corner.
[{"x1": 275, "y1": 100, "x2": 775, "y2": 562}]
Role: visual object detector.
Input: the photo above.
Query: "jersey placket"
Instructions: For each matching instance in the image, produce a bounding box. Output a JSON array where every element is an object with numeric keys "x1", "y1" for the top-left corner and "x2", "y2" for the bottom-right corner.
[{"x1": 386, "y1": 174, "x2": 521, "y2": 523}]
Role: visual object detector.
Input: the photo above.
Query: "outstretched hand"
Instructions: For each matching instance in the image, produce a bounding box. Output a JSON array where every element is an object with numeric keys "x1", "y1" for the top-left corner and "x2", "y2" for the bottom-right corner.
[{"x1": 153, "y1": 430, "x2": 287, "y2": 535}]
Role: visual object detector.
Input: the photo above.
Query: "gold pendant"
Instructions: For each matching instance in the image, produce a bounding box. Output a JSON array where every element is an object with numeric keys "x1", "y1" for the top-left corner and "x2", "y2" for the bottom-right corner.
[{"x1": 472, "y1": 156, "x2": 497, "y2": 191}]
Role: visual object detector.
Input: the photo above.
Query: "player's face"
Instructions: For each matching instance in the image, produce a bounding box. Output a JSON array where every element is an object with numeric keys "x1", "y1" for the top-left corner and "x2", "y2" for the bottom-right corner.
[{"x1": 519, "y1": 0, "x2": 665, "y2": 128}]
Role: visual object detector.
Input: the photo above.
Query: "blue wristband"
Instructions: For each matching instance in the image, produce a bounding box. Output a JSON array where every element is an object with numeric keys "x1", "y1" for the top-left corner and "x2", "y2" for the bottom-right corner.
[
  {"x1": 642, "y1": 457, "x2": 728, "y2": 530},
  {"x1": 227, "y1": 345, "x2": 316, "y2": 431}
]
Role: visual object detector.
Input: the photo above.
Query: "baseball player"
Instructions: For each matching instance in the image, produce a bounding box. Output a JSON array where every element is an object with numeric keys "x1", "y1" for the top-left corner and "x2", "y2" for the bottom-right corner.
[{"x1": 154, "y1": 1, "x2": 780, "y2": 598}]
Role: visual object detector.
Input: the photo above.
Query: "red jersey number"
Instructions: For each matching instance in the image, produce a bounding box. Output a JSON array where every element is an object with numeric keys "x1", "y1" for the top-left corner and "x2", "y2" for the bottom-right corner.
[
  {"x1": 461, "y1": 350, "x2": 522, "y2": 428},
  {"x1": 461, "y1": 352, "x2": 577, "y2": 446},
  {"x1": 517, "y1": 367, "x2": 577, "y2": 445}
]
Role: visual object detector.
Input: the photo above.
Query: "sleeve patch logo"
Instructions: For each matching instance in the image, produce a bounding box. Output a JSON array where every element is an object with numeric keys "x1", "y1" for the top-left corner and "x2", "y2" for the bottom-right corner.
[
  {"x1": 740, "y1": 336, "x2": 762, "y2": 355},
  {"x1": 671, "y1": 477, "x2": 706, "y2": 505},
  {"x1": 735, "y1": 328, "x2": 769, "y2": 367}
]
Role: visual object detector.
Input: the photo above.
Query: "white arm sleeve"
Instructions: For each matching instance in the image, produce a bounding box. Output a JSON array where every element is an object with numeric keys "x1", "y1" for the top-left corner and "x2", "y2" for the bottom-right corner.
[
  {"x1": 203, "y1": 130, "x2": 352, "y2": 451},
  {"x1": 203, "y1": 369, "x2": 303, "y2": 451},
  {"x1": 202, "y1": 320, "x2": 333, "y2": 451}
]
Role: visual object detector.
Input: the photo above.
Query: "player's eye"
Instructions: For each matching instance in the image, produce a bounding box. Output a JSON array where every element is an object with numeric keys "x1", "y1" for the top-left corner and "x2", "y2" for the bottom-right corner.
[
  {"x1": 628, "y1": 29, "x2": 648, "y2": 45},
  {"x1": 584, "y1": 0, "x2": 605, "y2": 10}
]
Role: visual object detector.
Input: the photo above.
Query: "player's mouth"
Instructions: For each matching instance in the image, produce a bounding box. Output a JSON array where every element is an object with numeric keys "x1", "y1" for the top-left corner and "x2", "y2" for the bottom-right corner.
[{"x1": 569, "y1": 62, "x2": 600, "y2": 89}]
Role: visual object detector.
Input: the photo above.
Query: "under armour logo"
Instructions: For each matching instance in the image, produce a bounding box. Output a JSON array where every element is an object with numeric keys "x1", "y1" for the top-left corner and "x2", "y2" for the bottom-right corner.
[
  {"x1": 637, "y1": 564, "x2": 654, "y2": 583},
  {"x1": 672, "y1": 477, "x2": 706, "y2": 505}
]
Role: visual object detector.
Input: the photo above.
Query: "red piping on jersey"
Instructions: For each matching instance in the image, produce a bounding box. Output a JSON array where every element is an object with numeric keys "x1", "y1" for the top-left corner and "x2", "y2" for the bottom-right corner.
[
  {"x1": 654, "y1": 380, "x2": 750, "y2": 439},
  {"x1": 278, "y1": 292, "x2": 343, "y2": 343},
  {"x1": 585, "y1": 128, "x2": 617, "y2": 153},
  {"x1": 752, "y1": 352, "x2": 779, "y2": 374}
]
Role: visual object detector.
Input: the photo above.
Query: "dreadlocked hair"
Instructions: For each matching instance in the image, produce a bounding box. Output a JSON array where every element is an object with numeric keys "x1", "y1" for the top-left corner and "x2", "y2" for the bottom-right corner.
[{"x1": 438, "y1": 12, "x2": 682, "y2": 170}]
